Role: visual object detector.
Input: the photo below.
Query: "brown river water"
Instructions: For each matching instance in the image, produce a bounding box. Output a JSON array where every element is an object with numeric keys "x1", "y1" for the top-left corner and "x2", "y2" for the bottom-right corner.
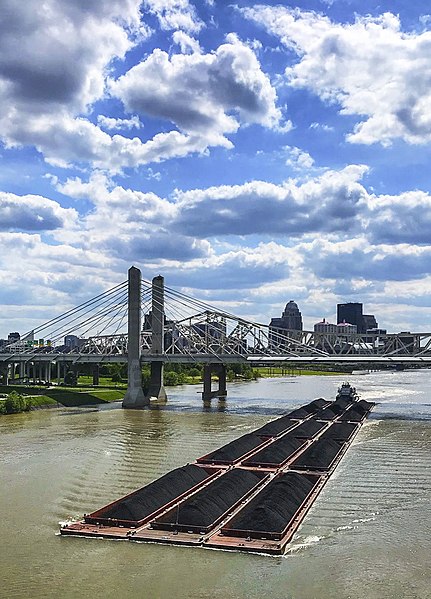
[{"x1": 1, "y1": 372, "x2": 431, "y2": 599}]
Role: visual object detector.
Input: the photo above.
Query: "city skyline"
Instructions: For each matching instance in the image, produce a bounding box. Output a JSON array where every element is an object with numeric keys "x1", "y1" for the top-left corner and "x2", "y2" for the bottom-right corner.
[{"x1": 1, "y1": 1, "x2": 431, "y2": 337}]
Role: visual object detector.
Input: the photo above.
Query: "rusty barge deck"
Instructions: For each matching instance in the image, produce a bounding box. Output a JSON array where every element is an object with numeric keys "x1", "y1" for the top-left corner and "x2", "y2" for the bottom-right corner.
[{"x1": 60, "y1": 397, "x2": 375, "y2": 554}]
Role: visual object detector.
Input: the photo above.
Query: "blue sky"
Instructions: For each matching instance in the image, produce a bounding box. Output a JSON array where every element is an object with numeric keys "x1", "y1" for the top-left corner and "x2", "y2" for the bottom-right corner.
[{"x1": 1, "y1": 0, "x2": 431, "y2": 337}]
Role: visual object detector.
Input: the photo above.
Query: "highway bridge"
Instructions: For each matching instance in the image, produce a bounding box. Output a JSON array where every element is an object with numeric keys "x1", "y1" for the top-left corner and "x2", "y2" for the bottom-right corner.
[{"x1": 1, "y1": 267, "x2": 431, "y2": 406}]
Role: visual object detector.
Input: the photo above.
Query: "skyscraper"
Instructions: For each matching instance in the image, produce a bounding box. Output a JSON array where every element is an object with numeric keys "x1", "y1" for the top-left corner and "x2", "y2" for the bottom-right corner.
[
  {"x1": 337, "y1": 303, "x2": 378, "y2": 334},
  {"x1": 269, "y1": 301, "x2": 303, "y2": 331}
]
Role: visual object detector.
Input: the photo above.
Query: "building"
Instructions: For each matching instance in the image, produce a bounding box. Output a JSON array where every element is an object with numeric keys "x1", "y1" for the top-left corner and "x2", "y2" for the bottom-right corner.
[
  {"x1": 313, "y1": 318, "x2": 337, "y2": 351},
  {"x1": 313, "y1": 318, "x2": 357, "y2": 352},
  {"x1": 363, "y1": 314, "x2": 378, "y2": 332},
  {"x1": 269, "y1": 301, "x2": 303, "y2": 348},
  {"x1": 7, "y1": 332, "x2": 20, "y2": 343},
  {"x1": 313, "y1": 318, "x2": 337, "y2": 335},
  {"x1": 270, "y1": 301, "x2": 303, "y2": 332},
  {"x1": 64, "y1": 335, "x2": 85, "y2": 349},
  {"x1": 336, "y1": 322, "x2": 357, "y2": 335},
  {"x1": 337, "y1": 303, "x2": 378, "y2": 334}
]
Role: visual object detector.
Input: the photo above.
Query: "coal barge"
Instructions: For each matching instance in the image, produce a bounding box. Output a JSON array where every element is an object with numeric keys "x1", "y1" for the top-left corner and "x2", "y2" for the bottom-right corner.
[{"x1": 60, "y1": 387, "x2": 375, "y2": 554}]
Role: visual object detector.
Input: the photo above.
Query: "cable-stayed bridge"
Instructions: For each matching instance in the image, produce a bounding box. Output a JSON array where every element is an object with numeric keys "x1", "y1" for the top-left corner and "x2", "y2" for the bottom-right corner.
[{"x1": 1, "y1": 266, "x2": 431, "y2": 406}]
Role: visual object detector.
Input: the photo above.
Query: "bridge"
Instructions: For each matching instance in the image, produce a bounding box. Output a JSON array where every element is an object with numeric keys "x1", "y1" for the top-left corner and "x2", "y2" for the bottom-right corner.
[{"x1": 1, "y1": 266, "x2": 431, "y2": 406}]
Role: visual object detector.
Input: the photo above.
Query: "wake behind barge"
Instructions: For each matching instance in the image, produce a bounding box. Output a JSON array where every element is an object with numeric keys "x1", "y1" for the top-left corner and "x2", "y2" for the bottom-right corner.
[{"x1": 60, "y1": 385, "x2": 374, "y2": 555}]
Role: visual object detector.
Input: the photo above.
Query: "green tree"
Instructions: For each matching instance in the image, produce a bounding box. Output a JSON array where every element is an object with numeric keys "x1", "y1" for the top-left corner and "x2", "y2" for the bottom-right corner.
[
  {"x1": 64, "y1": 371, "x2": 77, "y2": 386},
  {"x1": 189, "y1": 367, "x2": 201, "y2": 379},
  {"x1": 3, "y1": 391, "x2": 30, "y2": 414},
  {"x1": 164, "y1": 371, "x2": 180, "y2": 386},
  {"x1": 141, "y1": 366, "x2": 151, "y2": 394}
]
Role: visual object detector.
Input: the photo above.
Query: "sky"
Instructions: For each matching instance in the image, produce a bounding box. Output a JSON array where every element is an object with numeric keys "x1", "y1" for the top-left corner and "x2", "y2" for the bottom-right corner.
[{"x1": 1, "y1": 0, "x2": 431, "y2": 337}]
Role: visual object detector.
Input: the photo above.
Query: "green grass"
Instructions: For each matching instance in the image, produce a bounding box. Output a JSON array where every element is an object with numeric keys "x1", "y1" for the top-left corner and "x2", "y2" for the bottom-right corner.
[
  {"x1": 0, "y1": 384, "x2": 125, "y2": 407},
  {"x1": 77, "y1": 375, "x2": 127, "y2": 388},
  {"x1": 27, "y1": 396, "x2": 58, "y2": 407}
]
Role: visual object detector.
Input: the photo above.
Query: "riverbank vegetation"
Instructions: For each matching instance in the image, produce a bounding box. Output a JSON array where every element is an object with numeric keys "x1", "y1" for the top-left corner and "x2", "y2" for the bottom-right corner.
[{"x1": 0, "y1": 391, "x2": 33, "y2": 414}]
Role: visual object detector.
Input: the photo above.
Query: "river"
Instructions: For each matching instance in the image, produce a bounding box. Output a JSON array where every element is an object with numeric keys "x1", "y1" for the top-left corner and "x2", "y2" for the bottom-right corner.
[{"x1": 1, "y1": 371, "x2": 430, "y2": 599}]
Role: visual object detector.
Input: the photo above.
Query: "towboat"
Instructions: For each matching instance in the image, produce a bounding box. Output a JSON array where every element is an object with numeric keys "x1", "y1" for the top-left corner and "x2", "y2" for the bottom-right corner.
[{"x1": 336, "y1": 382, "x2": 359, "y2": 402}]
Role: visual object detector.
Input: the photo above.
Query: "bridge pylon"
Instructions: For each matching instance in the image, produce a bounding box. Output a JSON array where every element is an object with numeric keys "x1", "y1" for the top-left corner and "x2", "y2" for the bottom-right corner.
[
  {"x1": 122, "y1": 266, "x2": 149, "y2": 408},
  {"x1": 145, "y1": 275, "x2": 167, "y2": 402}
]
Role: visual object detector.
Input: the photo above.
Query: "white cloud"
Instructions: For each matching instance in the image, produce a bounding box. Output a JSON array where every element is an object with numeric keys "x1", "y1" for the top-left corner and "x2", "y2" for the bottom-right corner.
[
  {"x1": 243, "y1": 6, "x2": 431, "y2": 145},
  {"x1": 0, "y1": 0, "x2": 158, "y2": 170},
  {"x1": 9, "y1": 115, "x2": 221, "y2": 171},
  {"x1": 56, "y1": 172, "x2": 210, "y2": 262},
  {"x1": 0, "y1": 4, "x2": 283, "y2": 171},
  {"x1": 284, "y1": 145, "x2": 315, "y2": 170},
  {"x1": 172, "y1": 30, "x2": 201, "y2": 54},
  {"x1": 309, "y1": 122, "x2": 334, "y2": 132},
  {"x1": 143, "y1": 0, "x2": 204, "y2": 33},
  {"x1": 0, "y1": 0, "x2": 142, "y2": 118},
  {"x1": 110, "y1": 37, "x2": 282, "y2": 143},
  {"x1": 366, "y1": 190, "x2": 431, "y2": 244},
  {"x1": 302, "y1": 237, "x2": 431, "y2": 282},
  {"x1": 97, "y1": 115, "x2": 142, "y2": 131},
  {"x1": 172, "y1": 165, "x2": 368, "y2": 236},
  {"x1": 0, "y1": 191, "x2": 77, "y2": 231},
  {"x1": 0, "y1": 231, "x2": 116, "y2": 317}
]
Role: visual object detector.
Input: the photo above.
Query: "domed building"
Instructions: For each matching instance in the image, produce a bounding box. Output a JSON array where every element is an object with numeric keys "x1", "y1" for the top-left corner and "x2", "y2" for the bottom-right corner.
[{"x1": 269, "y1": 300, "x2": 303, "y2": 336}]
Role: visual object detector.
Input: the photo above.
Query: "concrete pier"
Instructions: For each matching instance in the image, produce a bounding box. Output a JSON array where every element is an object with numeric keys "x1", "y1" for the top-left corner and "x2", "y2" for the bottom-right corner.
[
  {"x1": 146, "y1": 275, "x2": 167, "y2": 401},
  {"x1": 92, "y1": 364, "x2": 100, "y2": 386},
  {"x1": 202, "y1": 363, "x2": 227, "y2": 401},
  {"x1": 122, "y1": 266, "x2": 149, "y2": 408}
]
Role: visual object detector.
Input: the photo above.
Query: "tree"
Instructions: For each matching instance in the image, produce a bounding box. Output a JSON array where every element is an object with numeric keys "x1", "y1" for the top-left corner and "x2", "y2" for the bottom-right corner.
[
  {"x1": 64, "y1": 371, "x2": 77, "y2": 386},
  {"x1": 3, "y1": 391, "x2": 30, "y2": 414}
]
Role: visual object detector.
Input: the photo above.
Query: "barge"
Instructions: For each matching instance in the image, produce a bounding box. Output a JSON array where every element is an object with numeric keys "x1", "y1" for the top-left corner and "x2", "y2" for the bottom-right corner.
[{"x1": 60, "y1": 391, "x2": 374, "y2": 554}]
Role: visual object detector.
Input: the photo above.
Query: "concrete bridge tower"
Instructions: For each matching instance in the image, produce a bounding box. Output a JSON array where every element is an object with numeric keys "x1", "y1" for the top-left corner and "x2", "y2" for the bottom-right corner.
[
  {"x1": 122, "y1": 266, "x2": 149, "y2": 408},
  {"x1": 145, "y1": 275, "x2": 167, "y2": 401}
]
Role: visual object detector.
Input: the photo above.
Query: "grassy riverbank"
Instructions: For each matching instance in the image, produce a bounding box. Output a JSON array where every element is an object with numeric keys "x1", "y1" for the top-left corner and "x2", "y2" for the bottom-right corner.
[{"x1": 0, "y1": 384, "x2": 125, "y2": 409}]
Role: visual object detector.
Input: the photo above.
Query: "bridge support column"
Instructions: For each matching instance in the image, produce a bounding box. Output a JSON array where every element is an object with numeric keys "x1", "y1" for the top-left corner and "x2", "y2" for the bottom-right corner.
[
  {"x1": 146, "y1": 361, "x2": 167, "y2": 401},
  {"x1": 0, "y1": 363, "x2": 8, "y2": 385},
  {"x1": 19, "y1": 362, "x2": 25, "y2": 380},
  {"x1": 123, "y1": 266, "x2": 149, "y2": 408},
  {"x1": 44, "y1": 362, "x2": 51, "y2": 384},
  {"x1": 202, "y1": 363, "x2": 227, "y2": 401},
  {"x1": 92, "y1": 364, "x2": 100, "y2": 386},
  {"x1": 146, "y1": 275, "x2": 167, "y2": 401}
]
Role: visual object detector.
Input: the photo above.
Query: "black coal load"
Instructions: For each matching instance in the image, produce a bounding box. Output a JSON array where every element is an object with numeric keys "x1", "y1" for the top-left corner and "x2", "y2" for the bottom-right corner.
[
  {"x1": 290, "y1": 418, "x2": 327, "y2": 439},
  {"x1": 243, "y1": 435, "x2": 306, "y2": 467},
  {"x1": 290, "y1": 438, "x2": 344, "y2": 471},
  {"x1": 282, "y1": 407, "x2": 310, "y2": 419},
  {"x1": 283, "y1": 398, "x2": 331, "y2": 420},
  {"x1": 339, "y1": 399, "x2": 374, "y2": 422},
  {"x1": 86, "y1": 464, "x2": 211, "y2": 524},
  {"x1": 253, "y1": 415, "x2": 299, "y2": 437},
  {"x1": 153, "y1": 469, "x2": 264, "y2": 531},
  {"x1": 315, "y1": 403, "x2": 345, "y2": 420},
  {"x1": 222, "y1": 472, "x2": 320, "y2": 539},
  {"x1": 309, "y1": 398, "x2": 331, "y2": 411},
  {"x1": 197, "y1": 433, "x2": 265, "y2": 464},
  {"x1": 320, "y1": 421, "x2": 359, "y2": 441},
  {"x1": 333, "y1": 396, "x2": 354, "y2": 410}
]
